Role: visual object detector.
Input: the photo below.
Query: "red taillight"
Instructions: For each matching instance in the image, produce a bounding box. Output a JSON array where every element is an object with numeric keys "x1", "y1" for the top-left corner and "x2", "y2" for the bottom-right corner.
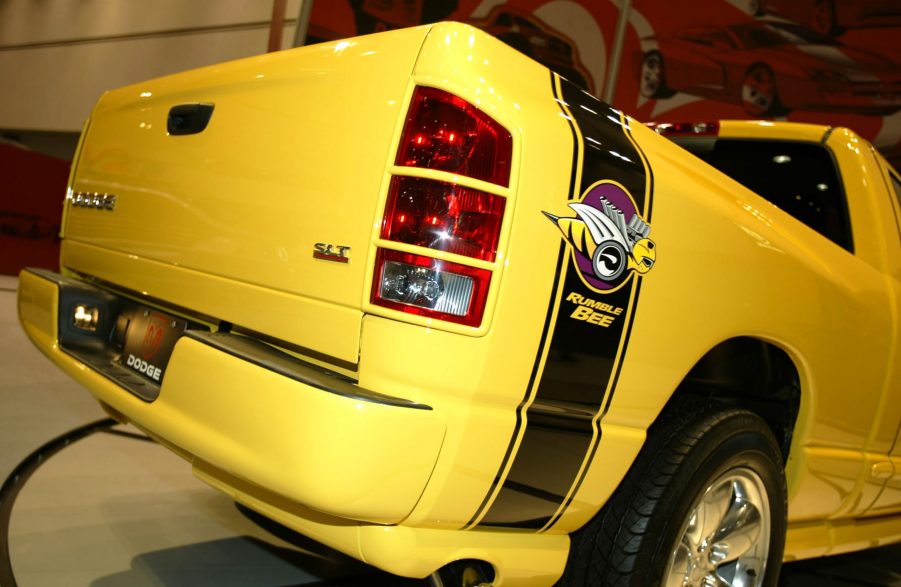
[
  {"x1": 646, "y1": 121, "x2": 719, "y2": 137},
  {"x1": 374, "y1": 86, "x2": 510, "y2": 327},
  {"x1": 396, "y1": 86, "x2": 512, "y2": 186},
  {"x1": 371, "y1": 249, "x2": 490, "y2": 327},
  {"x1": 381, "y1": 176, "x2": 505, "y2": 262}
]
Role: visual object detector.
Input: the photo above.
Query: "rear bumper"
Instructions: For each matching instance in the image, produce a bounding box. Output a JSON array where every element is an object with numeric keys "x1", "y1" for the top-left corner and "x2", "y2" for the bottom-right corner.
[
  {"x1": 18, "y1": 266, "x2": 571, "y2": 584},
  {"x1": 17, "y1": 267, "x2": 446, "y2": 525}
]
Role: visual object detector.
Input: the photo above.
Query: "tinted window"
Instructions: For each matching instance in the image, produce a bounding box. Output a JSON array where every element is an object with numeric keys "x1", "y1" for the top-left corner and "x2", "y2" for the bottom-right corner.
[{"x1": 675, "y1": 138, "x2": 853, "y2": 251}]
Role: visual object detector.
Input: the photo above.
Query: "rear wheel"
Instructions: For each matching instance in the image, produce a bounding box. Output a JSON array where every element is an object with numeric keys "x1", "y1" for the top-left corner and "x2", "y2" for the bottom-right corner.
[
  {"x1": 663, "y1": 466, "x2": 772, "y2": 586},
  {"x1": 559, "y1": 406, "x2": 786, "y2": 586}
]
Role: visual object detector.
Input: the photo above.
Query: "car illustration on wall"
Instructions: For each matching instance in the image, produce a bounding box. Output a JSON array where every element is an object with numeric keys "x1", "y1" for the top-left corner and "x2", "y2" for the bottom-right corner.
[
  {"x1": 638, "y1": 20, "x2": 901, "y2": 116},
  {"x1": 750, "y1": 0, "x2": 901, "y2": 36},
  {"x1": 469, "y1": 6, "x2": 592, "y2": 92},
  {"x1": 346, "y1": 0, "x2": 458, "y2": 34}
]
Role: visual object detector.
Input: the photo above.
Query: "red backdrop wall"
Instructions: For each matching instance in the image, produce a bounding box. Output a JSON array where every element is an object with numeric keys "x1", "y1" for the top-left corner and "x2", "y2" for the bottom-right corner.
[
  {"x1": 309, "y1": 0, "x2": 901, "y2": 168},
  {"x1": 0, "y1": 143, "x2": 67, "y2": 275}
]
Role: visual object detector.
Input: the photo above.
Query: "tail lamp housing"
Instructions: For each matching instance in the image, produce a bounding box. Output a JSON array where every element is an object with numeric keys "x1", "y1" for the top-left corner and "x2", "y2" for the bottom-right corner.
[
  {"x1": 372, "y1": 249, "x2": 490, "y2": 327},
  {"x1": 373, "y1": 86, "x2": 512, "y2": 328},
  {"x1": 396, "y1": 86, "x2": 512, "y2": 186},
  {"x1": 381, "y1": 176, "x2": 505, "y2": 262}
]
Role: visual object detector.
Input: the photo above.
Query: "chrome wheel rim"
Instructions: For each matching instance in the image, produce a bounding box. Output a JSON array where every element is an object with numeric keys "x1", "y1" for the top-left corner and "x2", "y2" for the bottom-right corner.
[{"x1": 664, "y1": 467, "x2": 770, "y2": 587}]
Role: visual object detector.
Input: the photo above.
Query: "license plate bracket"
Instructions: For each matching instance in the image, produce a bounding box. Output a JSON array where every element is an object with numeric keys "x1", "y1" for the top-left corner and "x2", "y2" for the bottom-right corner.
[{"x1": 120, "y1": 307, "x2": 187, "y2": 384}]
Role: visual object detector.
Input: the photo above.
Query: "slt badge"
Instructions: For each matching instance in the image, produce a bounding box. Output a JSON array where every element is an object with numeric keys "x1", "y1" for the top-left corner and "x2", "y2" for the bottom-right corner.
[
  {"x1": 544, "y1": 180, "x2": 655, "y2": 292},
  {"x1": 313, "y1": 243, "x2": 351, "y2": 263}
]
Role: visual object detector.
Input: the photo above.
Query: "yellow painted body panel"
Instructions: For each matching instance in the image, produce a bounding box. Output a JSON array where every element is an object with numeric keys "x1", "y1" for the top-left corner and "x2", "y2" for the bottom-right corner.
[
  {"x1": 627, "y1": 121, "x2": 894, "y2": 519},
  {"x1": 60, "y1": 239, "x2": 362, "y2": 364},
  {"x1": 18, "y1": 271, "x2": 445, "y2": 524},
  {"x1": 17, "y1": 20, "x2": 901, "y2": 584},
  {"x1": 18, "y1": 269, "x2": 59, "y2": 349},
  {"x1": 64, "y1": 24, "x2": 433, "y2": 362},
  {"x1": 195, "y1": 462, "x2": 568, "y2": 586},
  {"x1": 716, "y1": 119, "x2": 830, "y2": 142}
]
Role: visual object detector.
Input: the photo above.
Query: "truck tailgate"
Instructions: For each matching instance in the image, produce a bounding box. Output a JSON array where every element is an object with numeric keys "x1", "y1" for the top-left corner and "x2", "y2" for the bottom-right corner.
[{"x1": 62, "y1": 26, "x2": 431, "y2": 363}]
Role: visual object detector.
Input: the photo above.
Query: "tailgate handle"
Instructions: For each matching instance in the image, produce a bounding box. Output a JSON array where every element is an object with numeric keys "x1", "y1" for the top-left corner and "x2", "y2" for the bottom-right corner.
[{"x1": 167, "y1": 103, "x2": 215, "y2": 136}]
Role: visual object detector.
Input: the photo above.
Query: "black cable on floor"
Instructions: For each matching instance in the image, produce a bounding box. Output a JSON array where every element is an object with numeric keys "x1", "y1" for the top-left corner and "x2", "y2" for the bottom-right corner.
[{"x1": 0, "y1": 418, "x2": 117, "y2": 587}]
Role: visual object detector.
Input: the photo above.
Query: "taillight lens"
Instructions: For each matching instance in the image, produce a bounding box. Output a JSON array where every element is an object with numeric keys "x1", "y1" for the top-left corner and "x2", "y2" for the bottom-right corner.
[
  {"x1": 381, "y1": 176, "x2": 505, "y2": 262},
  {"x1": 372, "y1": 249, "x2": 490, "y2": 327},
  {"x1": 375, "y1": 86, "x2": 510, "y2": 328},
  {"x1": 396, "y1": 86, "x2": 512, "y2": 186}
]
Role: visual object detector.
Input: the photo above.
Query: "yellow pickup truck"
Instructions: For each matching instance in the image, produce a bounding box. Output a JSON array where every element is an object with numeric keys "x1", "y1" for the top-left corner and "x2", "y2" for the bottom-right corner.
[{"x1": 17, "y1": 22, "x2": 901, "y2": 587}]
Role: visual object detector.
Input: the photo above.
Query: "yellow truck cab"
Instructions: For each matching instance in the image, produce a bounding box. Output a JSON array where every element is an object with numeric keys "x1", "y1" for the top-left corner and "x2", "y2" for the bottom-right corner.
[{"x1": 17, "y1": 22, "x2": 901, "y2": 586}]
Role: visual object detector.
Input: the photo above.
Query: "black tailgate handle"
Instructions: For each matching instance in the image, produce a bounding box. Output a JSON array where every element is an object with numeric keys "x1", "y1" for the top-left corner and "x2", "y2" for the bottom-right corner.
[{"x1": 167, "y1": 103, "x2": 215, "y2": 136}]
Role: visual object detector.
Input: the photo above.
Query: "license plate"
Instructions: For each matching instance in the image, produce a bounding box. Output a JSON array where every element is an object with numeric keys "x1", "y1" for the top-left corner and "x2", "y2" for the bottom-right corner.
[{"x1": 120, "y1": 307, "x2": 187, "y2": 384}]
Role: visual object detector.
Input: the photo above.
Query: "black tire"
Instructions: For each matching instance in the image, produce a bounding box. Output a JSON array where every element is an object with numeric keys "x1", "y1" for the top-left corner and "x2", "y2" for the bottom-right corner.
[
  {"x1": 639, "y1": 51, "x2": 676, "y2": 99},
  {"x1": 741, "y1": 64, "x2": 785, "y2": 117},
  {"x1": 558, "y1": 406, "x2": 787, "y2": 587},
  {"x1": 429, "y1": 560, "x2": 495, "y2": 587}
]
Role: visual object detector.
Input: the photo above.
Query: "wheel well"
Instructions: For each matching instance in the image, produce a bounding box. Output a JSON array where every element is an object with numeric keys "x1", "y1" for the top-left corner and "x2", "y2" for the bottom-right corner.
[{"x1": 663, "y1": 337, "x2": 800, "y2": 462}]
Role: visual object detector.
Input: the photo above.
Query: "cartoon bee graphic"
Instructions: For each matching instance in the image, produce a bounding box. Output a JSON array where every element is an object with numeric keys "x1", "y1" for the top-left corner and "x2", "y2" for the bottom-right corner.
[{"x1": 545, "y1": 182, "x2": 655, "y2": 289}]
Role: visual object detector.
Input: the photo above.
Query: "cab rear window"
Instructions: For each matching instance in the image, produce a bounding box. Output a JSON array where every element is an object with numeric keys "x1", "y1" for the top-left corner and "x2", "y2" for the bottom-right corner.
[{"x1": 674, "y1": 138, "x2": 853, "y2": 252}]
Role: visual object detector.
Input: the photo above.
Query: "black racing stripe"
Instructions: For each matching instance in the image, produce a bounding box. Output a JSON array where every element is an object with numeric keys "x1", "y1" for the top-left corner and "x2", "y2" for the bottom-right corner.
[
  {"x1": 582, "y1": 115, "x2": 652, "y2": 424},
  {"x1": 478, "y1": 267, "x2": 631, "y2": 528},
  {"x1": 478, "y1": 78, "x2": 651, "y2": 530},
  {"x1": 623, "y1": 117, "x2": 655, "y2": 222},
  {"x1": 548, "y1": 97, "x2": 655, "y2": 531},
  {"x1": 558, "y1": 76, "x2": 580, "y2": 201},
  {"x1": 602, "y1": 278, "x2": 643, "y2": 418},
  {"x1": 544, "y1": 278, "x2": 644, "y2": 529},
  {"x1": 548, "y1": 70, "x2": 581, "y2": 202},
  {"x1": 541, "y1": 109, "x2": 656, "y2": 532},
  {"x1": 560, "y1": 109, "x2": 582, "y2": 200},
  {"x1": 464, "y1": 243, "x2": 566, "y2": 529},
  {"x1": 464, "y1": 72, "x2": 577, "y2": 530}
]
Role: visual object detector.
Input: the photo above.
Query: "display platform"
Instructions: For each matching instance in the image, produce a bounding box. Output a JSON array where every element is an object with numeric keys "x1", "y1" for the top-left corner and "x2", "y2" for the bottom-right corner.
[
  {"x1": 0, "y1": 419, "x2": 425, "y2": 587},
  {"x1": 0, "y1": 418, "x2": 899, "y2": 586}
]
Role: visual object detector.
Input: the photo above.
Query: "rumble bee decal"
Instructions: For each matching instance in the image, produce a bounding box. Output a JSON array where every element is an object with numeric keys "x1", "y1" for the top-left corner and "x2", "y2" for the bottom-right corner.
[
  {"x1": 470, "y1": 75, "x2": 654, "y2": 531},
  {"x1": 544, "y1": 180, "x2": 655, "y2": 292}
]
